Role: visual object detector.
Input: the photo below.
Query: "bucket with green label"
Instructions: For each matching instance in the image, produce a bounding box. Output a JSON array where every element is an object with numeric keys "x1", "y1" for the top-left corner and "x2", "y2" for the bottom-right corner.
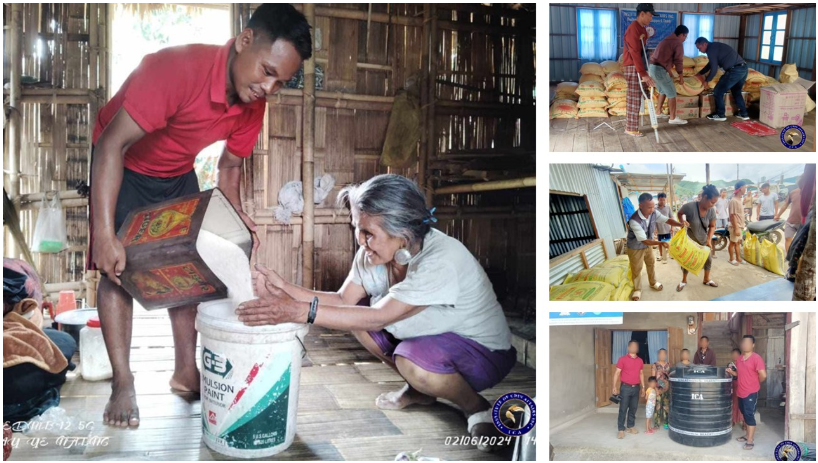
[{"x1": 196, "y1": 299, "x2": 309, "y2": 458}]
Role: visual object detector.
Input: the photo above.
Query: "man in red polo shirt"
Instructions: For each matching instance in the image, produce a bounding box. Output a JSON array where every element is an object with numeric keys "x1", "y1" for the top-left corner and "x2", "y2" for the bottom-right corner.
[
  {"x1": 89, "y1": 4, "x2": 311, "y2": 428},
  {"x1": 613, "y1": 340, "x2": 646, "y2": 439},
  {"x1": 728, "y1": 334, "x2": 766, "y2": 450}
]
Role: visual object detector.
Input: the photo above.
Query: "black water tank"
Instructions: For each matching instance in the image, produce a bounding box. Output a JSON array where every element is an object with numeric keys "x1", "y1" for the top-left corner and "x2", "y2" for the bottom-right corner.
[{"x1": 668, "y1": 365, "x2": 733, "y2": 447}]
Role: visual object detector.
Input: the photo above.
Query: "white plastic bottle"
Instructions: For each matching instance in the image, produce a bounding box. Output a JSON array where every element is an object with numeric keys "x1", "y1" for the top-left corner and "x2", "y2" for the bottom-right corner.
[{"x1": 80, "y1": 316, "x2": 113, "y2": 381}]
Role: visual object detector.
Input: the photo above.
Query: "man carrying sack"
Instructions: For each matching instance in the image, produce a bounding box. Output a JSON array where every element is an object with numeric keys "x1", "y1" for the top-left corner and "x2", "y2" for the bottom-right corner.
[
  {"x1": 622, "y1": 4, "x2": 658, "y2": 137},
  {"x1": 626, "y1": 193, "x2": 688, "y2": 301}
]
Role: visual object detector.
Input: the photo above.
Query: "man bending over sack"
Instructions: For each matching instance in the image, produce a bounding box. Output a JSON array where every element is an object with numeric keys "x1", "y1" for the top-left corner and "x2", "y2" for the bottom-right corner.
[
  {"x1": 694, "y1": 37, "x2": 751, "y2": 122},
  {"x1": 626, "y1": 193, "x2": 688, "y2": 301}
]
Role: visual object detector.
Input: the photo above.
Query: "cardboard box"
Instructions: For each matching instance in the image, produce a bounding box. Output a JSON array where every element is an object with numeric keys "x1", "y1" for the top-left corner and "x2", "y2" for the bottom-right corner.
[
  {"x1": 676, "y1": 107, "x2": 699, "y2": 119},
  {"x1": 676, "y1": 95, "x2": 700, "y2": 108},
  {"x1": 760, "y1": 83, "x2": 807, "y2": 128}
]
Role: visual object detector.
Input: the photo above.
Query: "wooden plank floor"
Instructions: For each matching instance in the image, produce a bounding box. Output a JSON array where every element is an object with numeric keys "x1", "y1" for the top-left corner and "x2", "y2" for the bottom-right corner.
[
  {"x1": 550, "y1": 85, "x2": 817, "y2": 152},
  {"x1": 9, "y1": 307, "x2": 536, "y2": 461},
  {"x1": 550, "y1": 110, "x2": 816, "y2": 152}
]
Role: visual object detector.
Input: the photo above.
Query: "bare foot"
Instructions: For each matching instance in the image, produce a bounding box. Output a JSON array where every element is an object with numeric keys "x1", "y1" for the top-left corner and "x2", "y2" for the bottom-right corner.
[
  {"x1": 104, "y1": 375, "x2": 140, "y2": 428},
  {"x1": 375, "y1": 384, "x2": 436, "y2": 410},
  {"x1": 169, "y1": 367, "x2": 201, "y2": 393}
]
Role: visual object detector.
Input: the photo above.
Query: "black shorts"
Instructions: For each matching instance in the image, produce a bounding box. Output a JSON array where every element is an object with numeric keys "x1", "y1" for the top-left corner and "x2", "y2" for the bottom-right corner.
[{"x1": 87, "y1": 149, "x2": 199, "y2": 271}]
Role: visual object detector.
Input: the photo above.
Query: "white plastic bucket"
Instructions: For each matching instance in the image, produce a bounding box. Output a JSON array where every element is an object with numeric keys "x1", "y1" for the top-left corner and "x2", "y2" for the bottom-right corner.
[{"x1": 196, "y1": 299, "x2": 309, "y2": 458}]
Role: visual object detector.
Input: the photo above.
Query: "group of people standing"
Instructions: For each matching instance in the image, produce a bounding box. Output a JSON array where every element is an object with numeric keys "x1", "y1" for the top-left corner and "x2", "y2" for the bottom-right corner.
[
  {"x1": 614, "y1": 335, "x2": 767, "y2": 451},
  {"x1": 626, "y1": 177, "x2": 807, "y2": 301}
]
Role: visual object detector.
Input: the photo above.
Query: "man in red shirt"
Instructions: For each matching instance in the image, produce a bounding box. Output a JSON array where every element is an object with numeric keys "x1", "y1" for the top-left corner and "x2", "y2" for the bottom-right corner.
[
  {"x1": 728, "y1": 335, "x2": 767, "y2": 450},
  {"x1": 622, "y1": 4, "x2": 658, "y2": 137},
  {"x1": 613, "y1": 340, "x2": 646, "y2": 439},
  {"x1": 89, "y1": 4, "x2": 311, "y2": 428}
]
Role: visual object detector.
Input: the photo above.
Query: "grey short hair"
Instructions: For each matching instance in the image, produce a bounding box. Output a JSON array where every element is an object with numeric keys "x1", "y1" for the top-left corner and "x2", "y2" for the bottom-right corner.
[{"x1": 337, "y1": 174, "x2": 432, "y2": 247}]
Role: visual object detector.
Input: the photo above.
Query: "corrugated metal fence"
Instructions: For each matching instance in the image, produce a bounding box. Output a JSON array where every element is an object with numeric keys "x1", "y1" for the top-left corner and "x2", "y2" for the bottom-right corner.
[{"x1": 550, "y1": 164, "x2": 627, "y2": 259}]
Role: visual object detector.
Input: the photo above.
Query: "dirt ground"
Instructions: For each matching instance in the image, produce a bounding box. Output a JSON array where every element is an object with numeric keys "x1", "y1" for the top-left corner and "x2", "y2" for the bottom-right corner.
[{"x1": 635, "y1": 207, "x2": 794, "y2": 302}]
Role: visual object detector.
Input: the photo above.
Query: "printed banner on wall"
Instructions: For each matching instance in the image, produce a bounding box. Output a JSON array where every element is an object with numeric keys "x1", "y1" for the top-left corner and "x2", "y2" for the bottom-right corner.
[
  {"x1": 621, "y1": 9, "x2": 679, "y2": 49},
  {"x1": 549, "y1": 312, "x2": 624, "y2": 326}
]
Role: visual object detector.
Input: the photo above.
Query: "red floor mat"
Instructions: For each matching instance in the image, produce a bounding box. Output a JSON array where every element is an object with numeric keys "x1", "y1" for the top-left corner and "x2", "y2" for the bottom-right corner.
[{"x1": 730, "y1": 120, "x2": 778, "y2": 136}]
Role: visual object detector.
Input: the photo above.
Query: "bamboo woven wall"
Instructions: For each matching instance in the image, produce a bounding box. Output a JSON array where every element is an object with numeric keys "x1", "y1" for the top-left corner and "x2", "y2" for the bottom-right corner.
[
  {"x1": 236, "y1": 3, "x2": 536, "y2": 305},
  {"x1": 4, "y1": 3, "x2": 535, "y2": 310},
  {"x1": 4, "y1": 3, "x2": 108, "y2": 300}
]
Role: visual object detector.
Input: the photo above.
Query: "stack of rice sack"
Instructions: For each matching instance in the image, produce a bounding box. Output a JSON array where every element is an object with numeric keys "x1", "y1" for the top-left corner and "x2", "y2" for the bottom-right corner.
[
  {"x1": 549, "y1": 255, "x2": 634, "y2": 301},
  {"x1": 743, "y1": 68, "x2": 767, "y2": 101},
  {"x1": 577, "y1": 63, "x2": 608, "y2": 118},
  {"x1": 550, "y1": 81, "x2": 580, "y2": 119},
  {"x1": 555, "y1": 82, "x2": 579, "y2": 101},
  {"x1": 682, "y1": 56, "x2": 697, "y2": 76},
  {"x1": 604, "y1": 71, "x2": 627, "y2": 116}
]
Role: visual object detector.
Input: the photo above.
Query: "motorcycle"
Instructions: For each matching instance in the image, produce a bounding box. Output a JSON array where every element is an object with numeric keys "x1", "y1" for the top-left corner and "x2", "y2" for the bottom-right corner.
[
  {"x1": 713, "y1": 219, "x2": 785, "y2": 250},
  {"x1": 747, "y1": 219, "x2": 785, "y2": 245}
]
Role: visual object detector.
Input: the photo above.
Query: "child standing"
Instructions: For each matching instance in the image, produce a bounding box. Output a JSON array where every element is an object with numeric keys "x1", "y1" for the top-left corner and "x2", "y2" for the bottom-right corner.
[
  {"x1": 655, "y1": 193, "x2": 672, "y2": 263},
  {"x1": 645, "y1": 376, "x2": 658, "y2": 434}
]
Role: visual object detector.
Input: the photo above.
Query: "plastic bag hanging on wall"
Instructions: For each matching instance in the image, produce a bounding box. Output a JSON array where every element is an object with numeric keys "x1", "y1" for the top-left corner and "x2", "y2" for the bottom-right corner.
[{"x1": 32, "y1": 192, "x2": 68, "y2": 253}]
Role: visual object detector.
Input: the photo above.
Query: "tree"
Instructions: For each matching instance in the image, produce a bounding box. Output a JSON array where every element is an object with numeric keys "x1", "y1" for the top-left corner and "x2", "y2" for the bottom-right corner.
[{"x1": 793, "y1": 194, "x2": 815, "y2": 301}]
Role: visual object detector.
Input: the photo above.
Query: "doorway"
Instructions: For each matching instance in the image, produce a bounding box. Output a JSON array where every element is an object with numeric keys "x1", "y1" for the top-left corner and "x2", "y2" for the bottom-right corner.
[{"x1": 110, "y1": 4, "x2": 231, "y2": 190}]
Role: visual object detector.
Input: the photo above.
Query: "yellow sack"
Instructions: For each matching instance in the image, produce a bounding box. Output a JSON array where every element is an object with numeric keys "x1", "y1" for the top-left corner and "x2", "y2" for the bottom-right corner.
[
  {"x1": 577, "y1": 107, "x2": 609, "y2": 118},
  {"x1": 597, "y1": 255, "x2": 633, "y2": 281},
  {"x1": 759, "y1": 239, "x2": 786, "y2": 276},
  {"x1": 550, "y1": 99, "x2": 578, "y2": 119},
  {"x1": 550, "y1": 281, "x2": 615, "y2": 301},
  {"x1": 668, "y1": 227, "x2": 709, "y2": 276},
  {"x1": 579, "y1": 74, "x2": 604, "y2": 84},
  {"x1": 611, "y1": 282, "x2": 634, "y2": 301},
  {"x1": 780, "y1": 63, "x2": 798, "y2": 83},
  {"x1": 676, "y1": 76, "x2": 705, "y2": 96},
  {"x1": 564, "y1": 266, "x2": 628, "y2": 287},
  {"x1": 576, "y1": 80, "x2": 606, "y2": 97},
  {"x1": 683, "y1": 56, "x2": 696, "y2": 68},
  {"x1": 580, "y1": 62, "x2": 606, "y2": 77},
  {"x1": 743, "y1": 233, "x2": 762, "y2": 267},
  {"x1": 556, "y1": 82, "x2": 579, "y2": 101},
  {"x1": 683, "y1": 67, "x2": 696, "y2": 77},
  {"x1": 577, "y1": 95, "x2": 609, "y2": 109},
  {"x1": 601, "y1": 60, "x2": 621, "y2": 75},
  {"x1": 694, "y1": 56, "x2": 709, "y2": 73},
  {"x1": 764, "y1": 76, "x2": 779, "y2": 86},
  {"x1": 608, "y1": 107, "x2": 627, "y2": 116},
  {"x1": 746, "y1": 68, "x2": 766, "y2": 84},
  {"x1": 606, "y1": 86, "x2": 628, "y2": 98},
  {"x1": 605, "y1": 72, "x2": 627, "y2": 90},
  {"x1": 618, "y1": 53, "x2": 625, "y2": 65},
  {"x1": 607, "y1": 97, "x2": 626, "y2": 106},
  {"x1": 708, "y1": 70, "x2": 725, "y2": 89}
]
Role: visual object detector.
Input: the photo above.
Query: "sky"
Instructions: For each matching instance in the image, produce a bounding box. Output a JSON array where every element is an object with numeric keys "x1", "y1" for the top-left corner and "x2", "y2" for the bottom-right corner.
[{"x1": 612, "y1": 163, "x2": 808, "y2": 184}]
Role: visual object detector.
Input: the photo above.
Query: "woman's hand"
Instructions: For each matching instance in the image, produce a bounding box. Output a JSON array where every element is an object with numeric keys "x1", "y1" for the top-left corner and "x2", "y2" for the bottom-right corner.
[{"x1": 236, "y1": 279, "x2": 308, "y2": 326}]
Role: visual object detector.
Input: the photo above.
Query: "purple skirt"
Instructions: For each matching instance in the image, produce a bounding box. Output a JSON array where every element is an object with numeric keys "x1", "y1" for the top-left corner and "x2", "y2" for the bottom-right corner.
[{"x1": 368, "y1": 330, "x2": 517, "y2": 392}]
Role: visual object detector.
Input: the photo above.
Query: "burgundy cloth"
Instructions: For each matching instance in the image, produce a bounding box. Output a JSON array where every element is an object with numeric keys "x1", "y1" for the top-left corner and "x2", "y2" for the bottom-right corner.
[
  {"x1": 650, "y1": 34, "x2": 685, "y2": 75},
  {"x1": 368, "y1": 330, "x2": 517, "y2": 392},
  {"x1": 616, "y1": 353, "x2": 644, "y2": 386},
  {"x1": 693, "y1": 347, "x2": 717, "y2": 366},
  {"x1": 623, "y1": 65, "x2": 643, "y2": 132},
  {"x1": 623, "y1": 20, "x2": 648, "y2": 78}
]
